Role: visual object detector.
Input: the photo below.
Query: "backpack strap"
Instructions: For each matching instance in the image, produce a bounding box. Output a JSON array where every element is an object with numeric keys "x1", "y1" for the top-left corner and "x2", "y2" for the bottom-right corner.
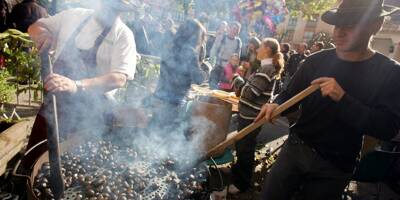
[
  {"x1": 216, "y1": 34, "x2": 227, "y2": 58},
  {"x1": 236, "y1": 38, "x2": 241, "y2": 55}
]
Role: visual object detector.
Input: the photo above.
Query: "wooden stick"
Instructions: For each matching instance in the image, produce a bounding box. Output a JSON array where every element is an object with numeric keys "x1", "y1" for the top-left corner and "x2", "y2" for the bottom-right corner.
[{"x1": 206, "y1": 84, "x2": 320, "y2": 157}]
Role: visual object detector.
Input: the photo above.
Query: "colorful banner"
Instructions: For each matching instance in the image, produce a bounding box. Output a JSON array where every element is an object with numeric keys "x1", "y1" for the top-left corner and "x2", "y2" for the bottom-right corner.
[{"x1": 234, "y1": 0, "x2": 288, "y2": 35}]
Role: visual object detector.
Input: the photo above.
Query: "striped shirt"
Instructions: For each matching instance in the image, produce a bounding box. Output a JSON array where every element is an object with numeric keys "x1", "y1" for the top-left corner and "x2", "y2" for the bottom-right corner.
[{"x1": 237, "y1": 58, "x2": 277, "y2": 120}]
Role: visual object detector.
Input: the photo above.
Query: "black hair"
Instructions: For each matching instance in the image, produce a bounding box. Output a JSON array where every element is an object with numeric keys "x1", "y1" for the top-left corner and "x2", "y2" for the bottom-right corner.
[
  {"x1": 230, "y1": 21, "x2": 241, "y2": 31},
  {"x1": 282, "y1": 43, "x2": 291, "y2": 52},
  {"x1": 0, "y1": 0, "x2": 9, "y2": 19},
  {"x1": 248, "y1": 37, "x2": 261, "y2": 49},
  {"x1": 0, "y1": 0, "x2": 8, "y2": 10},
  {"x1": 172, "y1": 19, "x2": 206, "y2": 51}
]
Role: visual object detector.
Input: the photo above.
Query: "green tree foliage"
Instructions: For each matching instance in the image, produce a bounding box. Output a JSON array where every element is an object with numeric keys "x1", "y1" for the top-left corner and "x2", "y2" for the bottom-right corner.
[{"x1": 285, "y1": 0, "x2": 337, "y2": 19}]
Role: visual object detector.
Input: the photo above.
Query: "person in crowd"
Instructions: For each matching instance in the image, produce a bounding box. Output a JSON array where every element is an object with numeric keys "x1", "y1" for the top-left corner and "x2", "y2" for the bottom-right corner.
[
  {"x1": 141, "y1": 12, "x2": 162, "y2": 56},
  {"x1": 150, "y1": 19, "x2": 208, "y2": 131},
  {"x1": 280, "y1": 43, "x2": 292, "y2": 85},
  {"x1": 216, "y1": 20, "x2": 228, "y2": 37},
  {"x1": 228, "y1": 38, "x2": 285, "y2": 194},
  {"x1": 240, "y1": 36, "x2": 261, "y2": 79},
  {"x1": 161, "y1": 18, "x2": 176, "y2": 51},
  {"x1": 198, "y1": 12, "x2": 209, "y2": 30},
  {"x1": 127, "y1": 10, "x2": 151, "y2": 55},
  {"x1": 209, "y1": 21, "x2": 242, "y2": 89},
  {"x1": 393, "y1": 42, "x2": 400, "y2": 62},
  {"x1": 148, "y1": 20, "x2": 163, "y2": 56},
  {"x1": 280, "y1": 43, "x2": 291, "y2": 65},
  {"x1": 286, "y1": 42, "x2": 307, "y2": 77},
  {"x1": 218, "y1": 53, "x2": 241, "y2": 91},
  {"x1": 197, "y1": 14, "x2": 209, "y2": 65},
  {"x1": 205, "y1": 20, "x2": 226, "y2": 58},
  {"x1": 304, "y1": 49, "x2": 311, "y2": 56},
  {"x1": 211, "y1": 21, "x2": 242, "y2": 67},
  {"x1": 256, "y1": 0, "x2": 400, "y2": 199},
  {"x1": 0, "y1": 0, "x2": 9, "y2": 32},
  {"x1": 24, "y1": 0, "x2": 137, "y2": 167},
  {"x1": 9, "y1": 0, "x2": 48, "y2": 32},
  {"x1": 310, "y1": 41, "x2": 325, "y2": 53},
  {"x1": 289, "y1": 49, "x2": 296, "y2": 56}
]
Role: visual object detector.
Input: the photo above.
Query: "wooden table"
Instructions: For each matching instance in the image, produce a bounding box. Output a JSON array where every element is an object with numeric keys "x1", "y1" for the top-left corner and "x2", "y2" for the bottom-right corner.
[{"x1": 191, "y1": 85, "x2": 239, "y2": 112}]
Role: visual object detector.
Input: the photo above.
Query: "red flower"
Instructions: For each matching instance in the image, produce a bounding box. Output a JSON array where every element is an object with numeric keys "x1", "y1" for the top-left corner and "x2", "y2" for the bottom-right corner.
[{"x1": 0, "y1": 55, "x2": 5, "y2": 70}]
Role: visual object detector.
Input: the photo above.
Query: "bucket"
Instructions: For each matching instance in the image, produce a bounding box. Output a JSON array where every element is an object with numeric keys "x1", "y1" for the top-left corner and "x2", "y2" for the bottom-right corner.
[{"x1": 189, "y1": 96, "x2": 232, "y2": 156}]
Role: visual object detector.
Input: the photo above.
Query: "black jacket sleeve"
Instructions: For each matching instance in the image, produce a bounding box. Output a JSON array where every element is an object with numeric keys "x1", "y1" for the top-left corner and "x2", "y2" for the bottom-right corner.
[
  {"x1": 335, "y1": 68, "x2": 400, "y2": 140},
  {"x1": 274, "y1": 59, "x2": 311, "y2": 115}
]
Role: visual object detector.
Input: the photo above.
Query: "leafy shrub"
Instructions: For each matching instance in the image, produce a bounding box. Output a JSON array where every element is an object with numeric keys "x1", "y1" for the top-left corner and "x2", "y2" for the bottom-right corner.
[
  {"x1": 0, "y1": 70, "x2": 15, "y2": 104},
  {"x1": 0, "y1": 29, "x2": 41, "y2": 84}
]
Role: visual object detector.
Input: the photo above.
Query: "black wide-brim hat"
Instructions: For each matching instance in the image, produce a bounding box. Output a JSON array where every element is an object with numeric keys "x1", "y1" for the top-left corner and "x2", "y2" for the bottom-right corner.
[
  {"x1": 102, "y1": 0, "x2": 140, "y2": 12},
  {"x1": 322, "y1": 0, "x2": 400, "y2": 26}
]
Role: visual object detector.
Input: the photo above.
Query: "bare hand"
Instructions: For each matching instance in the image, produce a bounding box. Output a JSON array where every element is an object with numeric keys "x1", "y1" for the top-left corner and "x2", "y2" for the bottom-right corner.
[
  {"x1": 44, "y1": 73, "x2": 77, "y2": 93},
  {"x1": 254, "y1": 103, "x2": 279, "y2": 122},
  {"x1": 311, "y1": 77, "x2": 345, "y2": 102}
]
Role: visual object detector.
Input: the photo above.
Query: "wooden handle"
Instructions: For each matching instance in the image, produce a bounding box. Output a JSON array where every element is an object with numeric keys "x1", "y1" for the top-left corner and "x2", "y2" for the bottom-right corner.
[{"x1": 206, "y1": 84, "x2": 320, "y2": 157}]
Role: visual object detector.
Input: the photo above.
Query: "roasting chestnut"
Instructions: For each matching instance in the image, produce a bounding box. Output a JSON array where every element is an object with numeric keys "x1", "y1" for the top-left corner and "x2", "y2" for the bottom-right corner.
[{"x1": 34, "y1": 140, "x2": 207, "y2": 200}]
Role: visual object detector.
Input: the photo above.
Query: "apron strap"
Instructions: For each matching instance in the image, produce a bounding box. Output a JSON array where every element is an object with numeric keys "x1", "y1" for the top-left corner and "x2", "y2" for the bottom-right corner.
[{"x1": 92, "y1": 25, "x2": 113, "y2": 51}]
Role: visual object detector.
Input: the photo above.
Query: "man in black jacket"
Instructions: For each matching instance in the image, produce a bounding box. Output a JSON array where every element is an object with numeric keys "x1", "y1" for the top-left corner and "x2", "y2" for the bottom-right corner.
[
  {"x1": 281, "y1": 43, "x2": 291, "y2": 65},
  {"x1": 286, "y1": 42, "x2": 307, "y2": 77},
  {"x1": 256, "y1": 0, "x2": 400, "y2": 199}
]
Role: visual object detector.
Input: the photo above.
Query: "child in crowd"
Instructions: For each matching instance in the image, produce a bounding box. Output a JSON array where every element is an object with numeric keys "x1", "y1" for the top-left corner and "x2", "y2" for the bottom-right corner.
[
  {"x1": 240, "y1": 37, "x2": 261, "y2": 80},
  {"x1": 218, "y1": 53, "x2": 241, "y2": 91},
  {"x1": 229, "y1": 38, "x2": 285, "y2": 193}
]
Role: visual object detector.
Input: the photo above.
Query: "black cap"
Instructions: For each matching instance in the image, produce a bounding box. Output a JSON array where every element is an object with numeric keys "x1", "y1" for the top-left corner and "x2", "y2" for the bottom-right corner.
[{"x1": 321, "y1": 0, "x2": 400, "y2": 26}]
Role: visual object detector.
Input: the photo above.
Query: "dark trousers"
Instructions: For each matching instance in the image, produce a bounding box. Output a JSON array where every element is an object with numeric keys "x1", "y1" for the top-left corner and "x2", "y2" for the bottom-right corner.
[
  {"x1": 261, "y1": 134, "x2": 352, "y2": 200},
  {"x1": 231, "y1": 116, "x2": 261, "y2": 191}
]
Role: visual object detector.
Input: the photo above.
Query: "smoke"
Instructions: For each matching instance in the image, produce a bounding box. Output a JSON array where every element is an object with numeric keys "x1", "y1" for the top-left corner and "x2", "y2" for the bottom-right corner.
[
  {"x1": 117, "y1": 114, "x2": 216, "y2": 170},
  {"x1": 40, "y1": 2, "x2": 234, "y2": 195}
]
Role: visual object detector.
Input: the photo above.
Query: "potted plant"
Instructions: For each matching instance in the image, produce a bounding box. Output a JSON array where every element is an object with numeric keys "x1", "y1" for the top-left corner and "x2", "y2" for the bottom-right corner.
[
  {"x1": 0, "y1": 29, "x2": 42, "y2": 105},
  {"x1": 0, "y1": 70, "x2": 16, "y2": 132}
]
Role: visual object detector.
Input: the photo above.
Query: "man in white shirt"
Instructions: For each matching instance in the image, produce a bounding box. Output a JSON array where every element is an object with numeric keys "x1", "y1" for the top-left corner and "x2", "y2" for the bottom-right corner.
[{"x1": 24, "y1": 0, "x2": 137, "y2": 167}]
